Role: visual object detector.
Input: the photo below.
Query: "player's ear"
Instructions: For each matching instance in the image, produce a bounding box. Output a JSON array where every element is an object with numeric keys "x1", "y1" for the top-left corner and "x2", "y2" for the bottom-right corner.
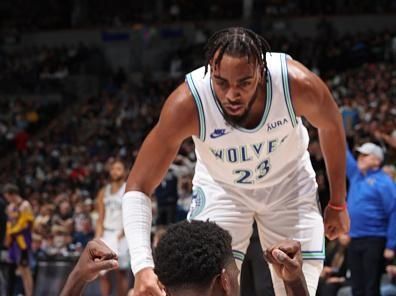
[
  {"x1": 219, "y1": 268, "x2": 232, "y2": 295},
  {"x1": 258, "y1": 63, "x2": 264, "y2": 82},
  {"x1": 209, "y1": 59, "x2": 215, "y2": 74}
]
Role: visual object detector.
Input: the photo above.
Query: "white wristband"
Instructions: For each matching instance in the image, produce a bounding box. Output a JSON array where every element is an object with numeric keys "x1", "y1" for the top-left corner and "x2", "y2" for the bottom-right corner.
[{"x1": 122, "y1": 191, "x2": 154, "y2": 274}]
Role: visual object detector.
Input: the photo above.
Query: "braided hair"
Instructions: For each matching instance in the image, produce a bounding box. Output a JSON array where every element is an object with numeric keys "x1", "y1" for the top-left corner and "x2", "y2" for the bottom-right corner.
[{"x1": 204, "y1": 27, "x2": 271, "y2": 76}]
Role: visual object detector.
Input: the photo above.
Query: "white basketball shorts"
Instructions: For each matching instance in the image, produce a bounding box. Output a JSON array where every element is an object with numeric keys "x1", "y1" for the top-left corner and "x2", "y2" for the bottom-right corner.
[
  {"x1": 188, "y1": 175, "x2": 324, "y2": 296},
  {"x1": 101, "y1": 229, "x2": 130, "y2": 271}
]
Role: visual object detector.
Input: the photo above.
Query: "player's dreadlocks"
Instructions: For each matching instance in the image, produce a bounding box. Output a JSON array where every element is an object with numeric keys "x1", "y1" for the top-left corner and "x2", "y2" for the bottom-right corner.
[
  {"x1": 204, "y1": 27, "x2": 271, "y2": 76},
  {"x1": 154, "y1": 220, "x2": 233, "y2": 291}
]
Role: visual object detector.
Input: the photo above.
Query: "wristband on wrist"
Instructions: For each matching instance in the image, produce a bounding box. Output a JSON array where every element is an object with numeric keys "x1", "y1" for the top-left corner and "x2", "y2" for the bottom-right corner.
[{"x1": 327, "y1": 202, "x2": 346, "y2": 211}]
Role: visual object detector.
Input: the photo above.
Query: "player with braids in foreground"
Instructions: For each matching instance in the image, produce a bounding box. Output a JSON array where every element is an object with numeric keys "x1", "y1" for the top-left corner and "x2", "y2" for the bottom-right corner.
[{"x1": 123, "y1": 27, "x2": 349, "y2": 295}]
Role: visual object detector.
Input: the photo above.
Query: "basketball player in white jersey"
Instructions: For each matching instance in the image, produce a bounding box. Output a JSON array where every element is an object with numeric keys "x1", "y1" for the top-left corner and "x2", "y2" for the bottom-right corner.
[
  {"x1": 96, "y1": 159, "x2": 129, "y2": 296},
  {"x1": 122, "y1": 27, "x2": 349, "y2": 296}
]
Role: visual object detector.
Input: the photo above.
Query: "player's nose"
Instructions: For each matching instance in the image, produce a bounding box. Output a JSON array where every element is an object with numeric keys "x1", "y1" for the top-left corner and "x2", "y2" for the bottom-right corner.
[{"x1": 225, "y1": 87, "x2": 241, "y2": 102}]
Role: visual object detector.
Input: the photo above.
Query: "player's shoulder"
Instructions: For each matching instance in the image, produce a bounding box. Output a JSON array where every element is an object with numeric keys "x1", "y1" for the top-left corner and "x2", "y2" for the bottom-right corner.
[
  {"x1": 286, "y1": 57, "x2": 326, "y2": 101},
  {"x1": 162, "y1": 81, "x2": 196, "y2": 117},
  {"x1": 157, "y1": 80, "x2": 199, "y2": 138},
  {"x1": 97, "y1": 186, "x2": 107, "y2": 198},
  {"x1": 286, "y1": 58, "x2": 316, "y2": 88}
]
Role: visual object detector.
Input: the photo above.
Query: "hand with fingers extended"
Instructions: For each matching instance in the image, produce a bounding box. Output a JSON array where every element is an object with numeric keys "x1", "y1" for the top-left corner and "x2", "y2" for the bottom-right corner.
[
  {"x1": 132, "y1": 267, "x2": 166, "y2": 296},
  {"x1": 324, "y1": 204, "x2": 350, "y2": 240},
  {"x1": 60, "y1": 238, "x2": 119, "y2": 296},
  {"x1": 265, "y1": 240, "x2": 309, "y2": 296}
]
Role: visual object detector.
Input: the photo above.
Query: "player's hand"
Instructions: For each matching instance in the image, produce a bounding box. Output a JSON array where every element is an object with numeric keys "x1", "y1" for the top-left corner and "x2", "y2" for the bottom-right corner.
[
  {"x1": 60, "y1": 239, "x2": 119, "y2": 296},
  {"x1": 75, "y1": 238, "x2": 119, "y2": 282},
  {"x1": 324, "y1": 205, "x2": 350, "y2": 240},
  {"x1": 265, "y1": 240, "x2": 303, "y2": 282},
  {"x1": 133, "y1": 268, "x2": 166, "y2": 296}
]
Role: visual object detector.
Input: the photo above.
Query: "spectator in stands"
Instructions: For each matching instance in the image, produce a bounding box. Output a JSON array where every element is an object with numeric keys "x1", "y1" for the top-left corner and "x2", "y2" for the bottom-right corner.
[
  {"x1": 383, "y1": 165, "x2": 396, "y2": 181},
  {"x1": 346, "y1": 142, "x2": 396, "y2": 296},
  {"x1": 381, "y1": 264, "x2": 396, "y2": 296},
  {"x1": 155, "y1": 165, "x2": 179, "y2": 225},
  {"x1": 52, "y1": 199, "x2": 73, "y2": 235},
  {"x1": 378, "y1": 131, "x2": 396, "y2": 150},
  {"x1": 72, "y1": 202, "x2": 94, "y2": 248},
  {"x1": 340, "y1": 98, "x2": 359, "y2": 136},
  {"x1": 33, "y1": 203, "x2": 53, "y2": 237}
]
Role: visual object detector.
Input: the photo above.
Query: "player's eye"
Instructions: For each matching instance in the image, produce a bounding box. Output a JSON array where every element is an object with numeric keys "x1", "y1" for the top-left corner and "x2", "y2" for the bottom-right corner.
[
  {"x1": 216, "y1": 80, "x2": 228, "y2": 88},
  {"x1": 239, "y1": 81, "x2": 251, "y2": 88}
]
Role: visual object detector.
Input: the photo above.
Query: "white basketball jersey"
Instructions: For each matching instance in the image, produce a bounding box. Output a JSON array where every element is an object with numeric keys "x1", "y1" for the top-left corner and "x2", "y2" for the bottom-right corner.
[
  {"x1": 186, "y1": 52, "x2": 316, "y2": 189},
  {"x1": 103, "y1": 182, "x2": 126, "y2": 230}
]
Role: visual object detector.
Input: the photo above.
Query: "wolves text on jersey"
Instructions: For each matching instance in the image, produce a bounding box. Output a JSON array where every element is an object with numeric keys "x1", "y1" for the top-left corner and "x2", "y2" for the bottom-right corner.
[{"x1": 209, "y1": 136, "x2": 288, "y2": 164}]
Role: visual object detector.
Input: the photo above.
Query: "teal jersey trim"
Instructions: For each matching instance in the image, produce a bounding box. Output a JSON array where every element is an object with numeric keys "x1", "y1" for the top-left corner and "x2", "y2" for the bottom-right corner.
[
  {"x1": 280, "y1": 54, "x2": 298, "y2": 127},
  {"x1": 301, "y1": 238, "x2": 325, "y2": 260},
  {"x1": 209, "y1": 72, "x2": 273, "y2": 133},
  {"x1": 232, "y1": 250, "x2": 245, "y2": 262},
  {"x1": 186, "y1": 74, "x2": 206, "y2": 141}
]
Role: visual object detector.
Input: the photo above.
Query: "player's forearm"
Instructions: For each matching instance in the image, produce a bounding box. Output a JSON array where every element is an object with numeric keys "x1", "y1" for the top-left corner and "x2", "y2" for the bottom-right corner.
[
  {"x1": 122, "y1": 191, "x2": 154, "y2": 274},
  {"x1": 60, "y1": 269, "x2": 86, "y2": 296},
  {"x1": 284, "y1": 273, "x2": 309, "y2": 296},
  {"x1": 95, "y1": 224, "x2": 104, "y2": 238},
  {"x1": 318, "y1": 126, "x2": 347, "y2": 206}
]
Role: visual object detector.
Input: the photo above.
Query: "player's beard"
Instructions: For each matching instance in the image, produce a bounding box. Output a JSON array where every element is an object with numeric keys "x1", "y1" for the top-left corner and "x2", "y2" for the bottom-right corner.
[
  {"x1": 111, "y1": 175, "x2": 125, "y2": 183},
  {"x1": 219, "y1": 86, "x2": 259, "y2": 128}
]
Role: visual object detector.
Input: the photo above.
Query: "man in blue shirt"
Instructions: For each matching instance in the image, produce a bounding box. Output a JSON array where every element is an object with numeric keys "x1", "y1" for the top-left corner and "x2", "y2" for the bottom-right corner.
[{"x1": 347, "y1": 142, "x2": 396, "y2": 296}]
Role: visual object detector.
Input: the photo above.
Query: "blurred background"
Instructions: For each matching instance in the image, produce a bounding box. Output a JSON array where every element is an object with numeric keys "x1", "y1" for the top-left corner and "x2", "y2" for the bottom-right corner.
[{"x1": 0, "y1": 0, "x2": 395, "y2": 295}]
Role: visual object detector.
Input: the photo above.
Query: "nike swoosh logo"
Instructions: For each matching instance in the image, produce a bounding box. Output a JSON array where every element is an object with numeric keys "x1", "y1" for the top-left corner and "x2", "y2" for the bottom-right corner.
[{"x1": 210, "y1": 131, "x2": 230, "y2": 139}]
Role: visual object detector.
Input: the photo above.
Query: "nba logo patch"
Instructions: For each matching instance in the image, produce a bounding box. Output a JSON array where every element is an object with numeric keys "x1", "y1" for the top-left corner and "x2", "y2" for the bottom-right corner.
[{"x1": 188, "y1": 187, "x2": 206, "y2": 220}]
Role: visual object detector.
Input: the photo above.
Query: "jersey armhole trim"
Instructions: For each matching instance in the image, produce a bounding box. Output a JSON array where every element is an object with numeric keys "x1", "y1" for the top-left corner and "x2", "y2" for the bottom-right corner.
[
  {"x1": 186, "y1": 74, "x2": 206, "y2": 141},
  {"x1": 280, "y1": 53, "x2": 298, "y2": 127}
]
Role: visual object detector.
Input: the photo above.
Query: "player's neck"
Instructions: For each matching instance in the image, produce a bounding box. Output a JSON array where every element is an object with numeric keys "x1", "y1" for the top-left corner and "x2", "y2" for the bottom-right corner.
[
  {"x1": 110, "y1": 180, "x2": 124, "y2": 191},
  {"x1": 242, "y1": 83, "x2": 266, "y2": 129}
]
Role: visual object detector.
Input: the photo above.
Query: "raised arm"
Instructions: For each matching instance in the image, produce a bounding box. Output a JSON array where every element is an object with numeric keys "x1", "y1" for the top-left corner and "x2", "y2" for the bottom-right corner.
[
  {"x1": 122, "y1": 82, "x2": 198, "y2": 296},
  {"x1": 288, "y1": 59, "x2": 349, "y2": 240}
]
